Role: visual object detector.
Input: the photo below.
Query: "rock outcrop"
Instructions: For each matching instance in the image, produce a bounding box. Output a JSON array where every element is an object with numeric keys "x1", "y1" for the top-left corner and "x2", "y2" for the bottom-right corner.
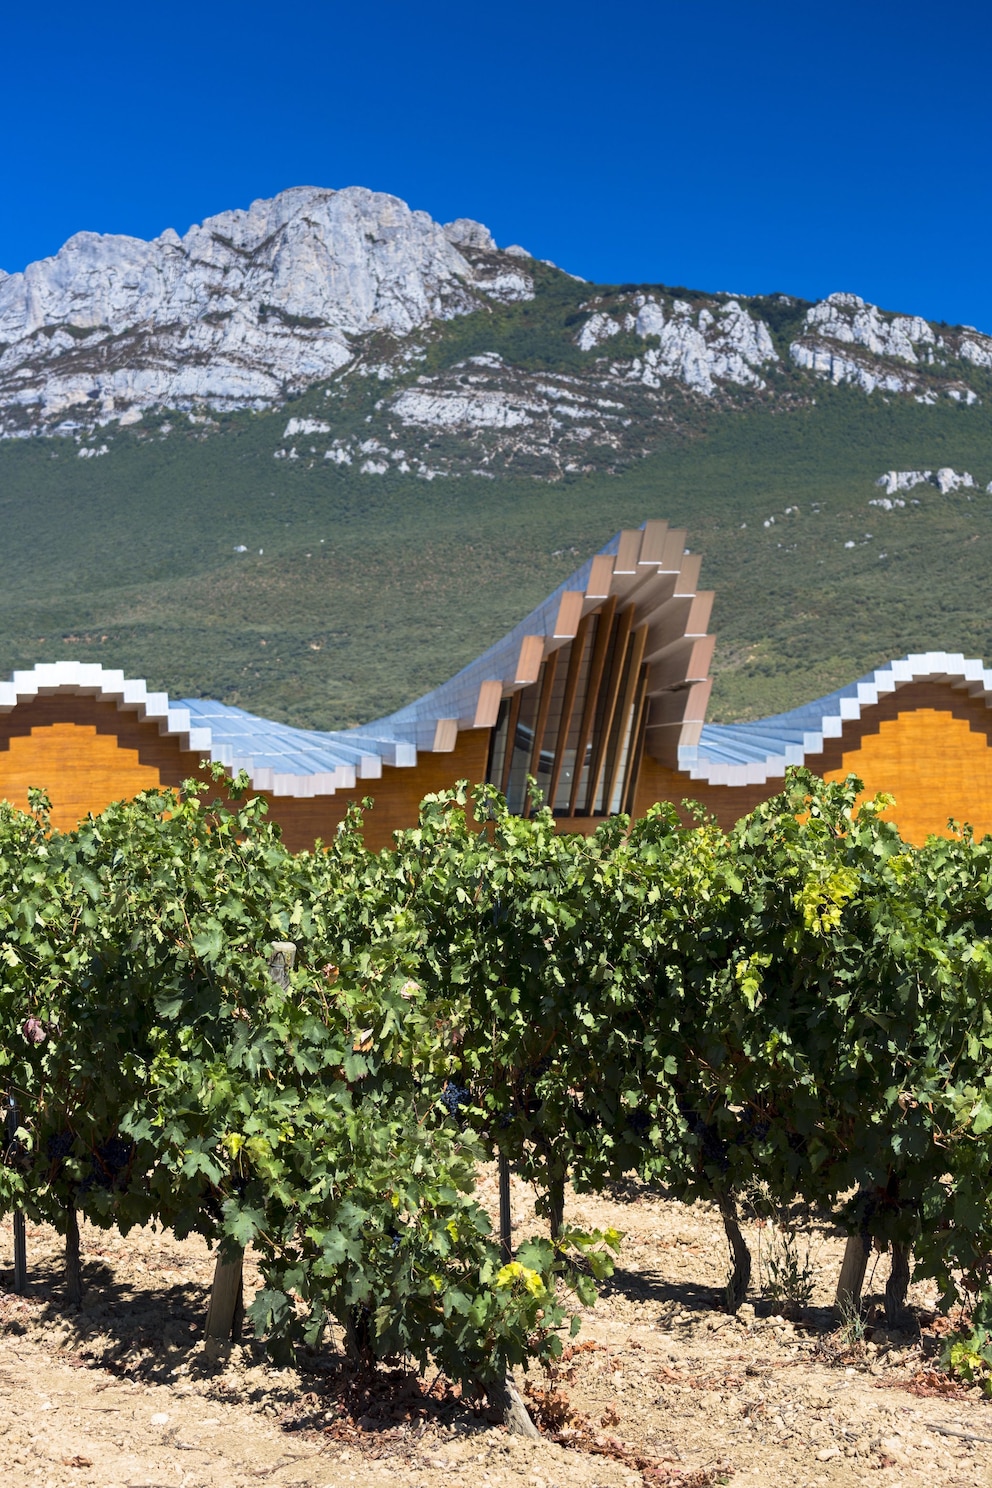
[
  {"x1": 3, "y1": 185, "x2": 991, "y2": 474},
  {"x1": 572, "y1": 294, "x2": 777, "y2": 393},
  {"x1": 443, "y1": 218, "x2": 497, "y2": 251},
  {"x1": 789, "y1": 291, "x2": 992, "y2": 400},
  {"x1": 0, "y1": 187, "x2": 532, "y2": 434},
  {"x1": 875, "y1": 468, "x2": 976, "y2": 496},
  {"x1": 630, "y1": 296, "x2": 776, "y2": 393}
]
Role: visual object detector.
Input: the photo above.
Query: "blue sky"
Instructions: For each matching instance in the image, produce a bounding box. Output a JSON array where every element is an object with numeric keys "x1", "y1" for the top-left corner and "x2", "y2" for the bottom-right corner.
[{"x1": 3, "y1": 0, "x2": 990, "y2": 328}]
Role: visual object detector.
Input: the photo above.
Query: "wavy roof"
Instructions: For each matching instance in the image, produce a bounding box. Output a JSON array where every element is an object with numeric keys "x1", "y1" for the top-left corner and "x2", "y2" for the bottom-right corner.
[
  {"x1": 0, "y1": 521, "x2": 713, "y2": 797},
  {"x1": 681, "y1": 653, "x2": 992, "y2": 786}
]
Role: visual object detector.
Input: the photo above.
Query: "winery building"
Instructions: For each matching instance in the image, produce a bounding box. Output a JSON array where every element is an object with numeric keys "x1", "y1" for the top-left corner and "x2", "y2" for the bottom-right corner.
[{"x1": 1, "y1": 521, "x2": 989, "y2": 848}]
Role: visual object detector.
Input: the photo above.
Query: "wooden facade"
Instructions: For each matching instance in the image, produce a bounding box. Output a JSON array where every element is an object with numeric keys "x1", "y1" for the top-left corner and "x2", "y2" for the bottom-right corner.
[
  {"x1": 633, "y1": 681, "x2": 992, "y2": 845},
  {"x1": 0, "y1": 694, "x2": 491, "y2": 851},
  {"x1": 0, "y1": 696, "x2": 194, "y2": 831},
  {"x1": 1, "y1": 528, "x2": 990, "y2": 848},
  {"x1": 5, "y1": 673, "x2": 992, "y2": 851}
]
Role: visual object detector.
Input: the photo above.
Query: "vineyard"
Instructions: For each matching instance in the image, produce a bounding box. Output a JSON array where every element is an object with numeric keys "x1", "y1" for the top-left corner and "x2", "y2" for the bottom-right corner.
[{"x1": 4, "y1": 766, "x2": 992, "y2": 1433}]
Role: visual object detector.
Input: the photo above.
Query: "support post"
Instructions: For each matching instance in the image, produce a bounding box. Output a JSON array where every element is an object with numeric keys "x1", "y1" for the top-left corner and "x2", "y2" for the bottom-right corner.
[
  {"x1": 205, "y1": 942, "x2": 295, "y2": 1344},
  {"x1": 5, "y1": 1097, "x2": 27, "y2": 1293},
  {"x1": 12, "y1": 1212, "x2": 26, "y2": 1295},
  {"x1": 548, "y1": 1163, "x2": 566, "y2": 1242},
  {"x1": 498, "y1": 1154, "x2": 512, "y2": 1264},
  {"x1": 205, "y1": 1243, "x2": 245, "y2": 1343},
  {"x1": 65, "y1": 1207, "x2": 82, "y2": 1307},
  {"x1": 836, "y1": 1233, "x2": 870, "y2": 1315}
]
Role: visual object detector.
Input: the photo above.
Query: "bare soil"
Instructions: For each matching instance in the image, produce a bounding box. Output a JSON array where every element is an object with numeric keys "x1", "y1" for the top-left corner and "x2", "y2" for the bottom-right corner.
[{"x1": 2, "y1": 1172, "x2": 990, "y2": 1488}]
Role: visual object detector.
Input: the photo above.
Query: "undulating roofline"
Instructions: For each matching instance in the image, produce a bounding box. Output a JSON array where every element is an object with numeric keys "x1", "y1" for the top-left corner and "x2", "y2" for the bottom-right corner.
[
  {"x1": 683, "y1": 653, "x2": 992, "y2": 787},
  {"x1": 0, "y1": 521, "x2": 715, "y2": 797},
  {"x1": 7, "y1": 533, "x2": 980, "y2": 803}
]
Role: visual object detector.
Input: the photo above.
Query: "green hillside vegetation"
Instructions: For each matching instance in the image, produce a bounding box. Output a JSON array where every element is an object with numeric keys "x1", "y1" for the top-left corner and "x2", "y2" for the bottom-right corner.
[{"x1": 1, "y1": 270, "x2": 991, "y2": 730}]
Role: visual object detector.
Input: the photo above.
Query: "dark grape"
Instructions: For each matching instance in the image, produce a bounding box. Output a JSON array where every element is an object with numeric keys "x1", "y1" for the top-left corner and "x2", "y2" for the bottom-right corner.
[
  {"x1": 47, "y1": 1130, "x2": 74, "y2": 1160},
  {"x1": 682, "y1": 1108, "x2": 730, "y2": 1172},
  {"x1": 77, "y1": 1135, "x2": 136, "y2": 1197},
  {"x1": 96, "y1": 1137, "x2": 135, "y2": 1175},
  {"x1": 441, "y1": 1082, "x2": 470, "y2": 1115}
]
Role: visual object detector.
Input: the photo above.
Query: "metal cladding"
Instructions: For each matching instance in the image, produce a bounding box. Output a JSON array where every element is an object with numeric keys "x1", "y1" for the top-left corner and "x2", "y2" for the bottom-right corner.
[
  {"x1": 682, "y1": 654, "x2": 992, "y2": 787},
  {"x1": 0, "y1": 522, "x2": 715, "y2": 801},
  {"x1": 4, "y1": 532, "x2": 979, "y2": 820}
]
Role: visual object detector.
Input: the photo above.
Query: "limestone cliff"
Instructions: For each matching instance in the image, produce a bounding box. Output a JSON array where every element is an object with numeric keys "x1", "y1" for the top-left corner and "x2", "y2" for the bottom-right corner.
[
  {"x1": 2, "y1": 187, "x2": 990, "y2": 477},
  {"x1": 0, "y1": 186, "x2": 529, "y2": 433}
]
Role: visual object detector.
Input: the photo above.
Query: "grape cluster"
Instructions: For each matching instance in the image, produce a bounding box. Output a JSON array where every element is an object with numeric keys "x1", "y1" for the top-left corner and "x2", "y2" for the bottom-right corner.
[
  {"x1": 740, "y1": 1108, "x2": 771, "y2": 1143},
  {"x1": 78, "y1": 1136, "x2": 136, "y2": 1196},
  {"x1": 440, "y1": 1082, "x2": 470, "y2": 1115},
  {"x1": 97, "y1": 1137, "x2": 135, "y2": 1174},
  {"x1": 683, "y1": 1108, "x2": 730, "y2": 1173},
  {"x1": 46, "y1": 1130, "x2": 74, "y2": 1160}
]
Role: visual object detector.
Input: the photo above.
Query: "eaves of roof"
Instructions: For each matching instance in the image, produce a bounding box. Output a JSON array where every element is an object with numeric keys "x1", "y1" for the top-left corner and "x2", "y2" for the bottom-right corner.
[
  {"x1": 0, "y1": 520, "x2": 713, "y2": 797},
  {"x1": 682, "y1": 653, "x2": 992, "y2": 787}
]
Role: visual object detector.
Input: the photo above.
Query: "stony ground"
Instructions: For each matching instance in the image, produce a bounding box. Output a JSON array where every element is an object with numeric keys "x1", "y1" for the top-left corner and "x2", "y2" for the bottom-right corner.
[{"x1": 2, "y1": 1172, "x2": 991, "y2": 1488}]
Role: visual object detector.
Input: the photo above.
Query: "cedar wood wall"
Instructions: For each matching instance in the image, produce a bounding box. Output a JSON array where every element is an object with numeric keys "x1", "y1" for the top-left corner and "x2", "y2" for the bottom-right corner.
[
  {"x1": 0, "y1": 697, "x2": 489, "y2": 851},
  {"x1": 633, "y1": 681, "x2": 992, "y2": 844},
  {"x1": 2, "y1": 681, "x2": 991, "y2": 848}
]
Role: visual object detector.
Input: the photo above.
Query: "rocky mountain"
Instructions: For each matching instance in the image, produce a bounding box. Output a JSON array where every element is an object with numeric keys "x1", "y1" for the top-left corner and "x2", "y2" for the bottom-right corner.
[
  {"x1": 2, "y1": 185, "x2": 991, "y2": 479},
  {"x1": 0, "y1": 187, "x2": 532, "y2": 433}
]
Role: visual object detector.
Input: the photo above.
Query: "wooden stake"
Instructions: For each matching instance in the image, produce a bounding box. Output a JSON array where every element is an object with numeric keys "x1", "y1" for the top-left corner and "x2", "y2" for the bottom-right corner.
[
  {"x1": 548, "y1": 1164, "x2": 565, "y2": 1242},
  {"x1": 5, "y1": 1097, "x2": 27, "y2": 1293},
  {"x1": 836, "y1": 1233, "x2": 870, "y2": 1314},
  {"x1": 65, "y1": 1208, "x2": 82, "y2": 1307},
  {"x1": 12, "y1": 1211, "x2": 26, "y2": 1294},
  {"x1": 205, "y1": 1242, "x2": 245, "y2": 1342},
  {"x1": 498, "y1": 1154, "x2": 512, "y2": 1264},
  {"x1": 205, "y1": 942, "x2": 295, "y2": 1343}
]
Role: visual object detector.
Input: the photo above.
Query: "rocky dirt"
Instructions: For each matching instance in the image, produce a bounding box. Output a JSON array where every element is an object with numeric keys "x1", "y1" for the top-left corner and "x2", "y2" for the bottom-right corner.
[{"x1": 2, "y1": 1172, "x2": 991, "y2": 1488}]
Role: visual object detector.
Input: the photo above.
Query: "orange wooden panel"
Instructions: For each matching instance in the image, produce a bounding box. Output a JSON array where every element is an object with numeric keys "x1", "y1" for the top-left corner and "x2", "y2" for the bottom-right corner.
[
  {"x1": 633, "y1": 682, "x2": 992, "y2": 844},
  {"x1": 554, "y1": 591, "x2": 585, "y2": 638},
  {"x1": 614, "y1": 529, "x2": 643, "y2": 574},
  {"x1": 824, "y1": 707, "x2": 992, "y2": 844},
  {"x1": 500, "y1": 689, "x2": 523, "y2": 795},
  {"x1": 0, "y1": 695, "x2": 492, "y2": 854},
  {"x1": 432, "y1": 719, "x2": 459, "y2": 752},
  {"x1": 528, "y1": 650, "x2": 559, "y2": 776},
  {"x1": 674, "y1": 553, "x2": 702, "y2": 596},
  {"x1": 258, "y1": 729, "x2": 493, "y2": 852},
  {"x1": 546, "y1": 616, "x2": 590, "y2": 812},
  {"x1": 515, "y1": 635, "x2": 545, "y2": 685},
  {"x1": 0, "y1": 696, "x2": 198, "y2": 830},
  {"x1": 585, "y1": 554, "x2": 614, "y2": 599},
  {"x1": 474, "y1": 680, "x2": 504, "y2": 729},
  {"x1": 638, "y1": 520, "x2": 670, "y2": 567},
  {"x1": 13, "y1": 678, "x2": 992, "y2": 857},
  {"x1": 646, "y1": 635, "x2": 716, "y2": 691},
  {"x1": 685, "y1": 591, "x2": 714, "y2": 636},
  {"x1": 659, "y1": 529, "x2": 687, "y2": 571},
  {"x1": 569, "y1": 599, "x2": 617, "y2": 814},
  {"x1": 0, "y1": 721, "x2": 167, "y2": 830}
]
